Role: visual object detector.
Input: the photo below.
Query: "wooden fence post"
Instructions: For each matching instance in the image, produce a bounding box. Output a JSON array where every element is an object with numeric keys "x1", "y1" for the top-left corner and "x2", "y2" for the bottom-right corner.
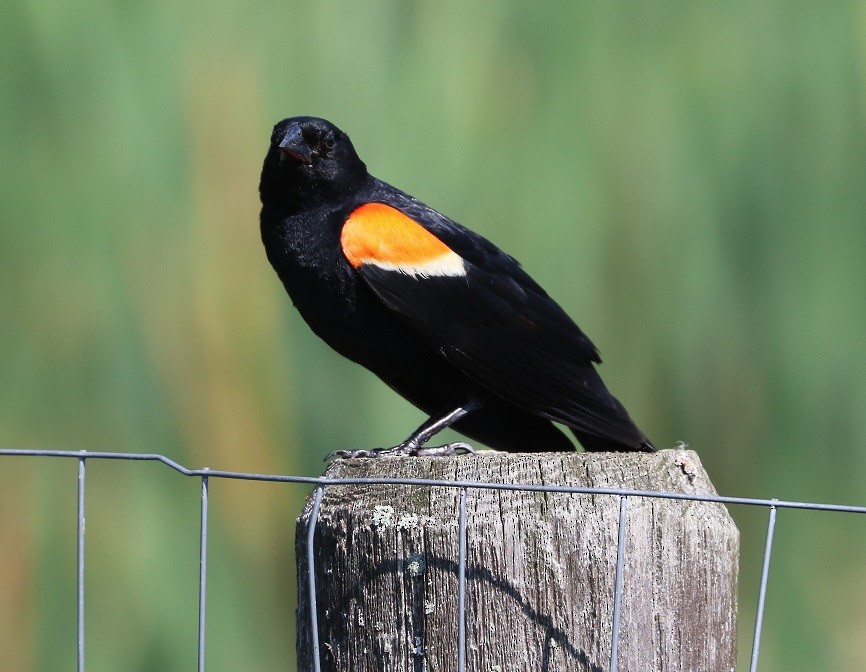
[{"x1": 296, "y1": 448, "x2": 738, "y2": 672}]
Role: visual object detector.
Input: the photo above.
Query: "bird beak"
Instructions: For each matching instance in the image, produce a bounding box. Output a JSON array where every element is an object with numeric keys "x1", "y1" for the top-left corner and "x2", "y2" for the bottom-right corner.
[{"x1": 278, "y1": 123, "x2": 313, "y2": 164}]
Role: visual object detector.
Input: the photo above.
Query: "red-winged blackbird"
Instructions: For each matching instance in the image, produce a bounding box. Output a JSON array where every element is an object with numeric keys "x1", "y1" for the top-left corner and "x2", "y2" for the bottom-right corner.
[{"x1": 259, "y1": 116, "x2": 654, "y2": 457}]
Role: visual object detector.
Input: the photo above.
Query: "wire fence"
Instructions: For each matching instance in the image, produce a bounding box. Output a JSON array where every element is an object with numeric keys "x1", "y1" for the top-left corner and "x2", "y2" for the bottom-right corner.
[{"x1": 2, "y1": 447, "x2": 866, "y2": 672}]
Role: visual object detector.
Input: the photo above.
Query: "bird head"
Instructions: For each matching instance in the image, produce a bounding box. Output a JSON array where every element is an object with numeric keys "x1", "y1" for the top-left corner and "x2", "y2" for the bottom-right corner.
[{"x1": 260, "y1": 116, "x2": 367, "y2": 207}]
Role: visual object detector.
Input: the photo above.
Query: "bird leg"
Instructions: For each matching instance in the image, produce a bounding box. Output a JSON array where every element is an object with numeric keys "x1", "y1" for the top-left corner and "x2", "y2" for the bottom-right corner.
[{"x1": 327, "y1": 400, "x2": 483, "y2": 460}]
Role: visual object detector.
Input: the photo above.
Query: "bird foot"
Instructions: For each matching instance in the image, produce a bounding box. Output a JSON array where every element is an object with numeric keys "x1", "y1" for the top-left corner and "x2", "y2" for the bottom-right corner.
[{"x1": 326, "y1": 441, "x2": 476, "y2": 461}]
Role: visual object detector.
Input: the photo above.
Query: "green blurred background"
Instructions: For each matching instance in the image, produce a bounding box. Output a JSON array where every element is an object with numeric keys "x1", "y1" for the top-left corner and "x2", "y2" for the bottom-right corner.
[{"x1": 2, "y1": 0, "x2": 866, "y2": 669}]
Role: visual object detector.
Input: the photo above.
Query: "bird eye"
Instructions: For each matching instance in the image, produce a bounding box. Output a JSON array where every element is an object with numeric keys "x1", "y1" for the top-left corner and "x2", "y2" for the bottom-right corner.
[{"x1": 317, "y1": 130, "x2": 336, "y2": 153}]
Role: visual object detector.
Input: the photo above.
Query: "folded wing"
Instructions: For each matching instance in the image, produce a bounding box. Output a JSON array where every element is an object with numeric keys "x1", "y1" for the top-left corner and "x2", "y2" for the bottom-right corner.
[{"x1": 341, "y1": 200, "x2": 645, "y2": 447}]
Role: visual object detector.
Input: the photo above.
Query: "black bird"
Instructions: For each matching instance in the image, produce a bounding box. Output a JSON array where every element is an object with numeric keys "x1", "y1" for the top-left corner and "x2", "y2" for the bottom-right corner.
[{"x1": 259, "y1": 116, "x2": 654, "y2": 457}]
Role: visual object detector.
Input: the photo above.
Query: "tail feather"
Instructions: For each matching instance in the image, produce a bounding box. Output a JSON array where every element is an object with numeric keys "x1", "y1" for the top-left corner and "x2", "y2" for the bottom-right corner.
[{"x1": 571, "y1": 428, "x2": 655, "y2": 453}]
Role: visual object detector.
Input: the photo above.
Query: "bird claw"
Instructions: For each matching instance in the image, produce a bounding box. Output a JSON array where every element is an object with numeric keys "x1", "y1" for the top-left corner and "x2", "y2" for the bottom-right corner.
[
  {"x1": 414, "y1": 441, "x2": 476, "y2": 457},
  {"x1": 325, "y1": 448, "x2": 382, "y2": 460},
  {"x1": 325, "y1": 441, "x2": 476, "y2": 461}
]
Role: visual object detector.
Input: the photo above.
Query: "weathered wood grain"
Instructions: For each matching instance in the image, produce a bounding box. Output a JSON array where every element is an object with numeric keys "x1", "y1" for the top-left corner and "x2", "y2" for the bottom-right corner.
[{"x1": 296, "y1": 449, "x2": 738, "y2": 672}]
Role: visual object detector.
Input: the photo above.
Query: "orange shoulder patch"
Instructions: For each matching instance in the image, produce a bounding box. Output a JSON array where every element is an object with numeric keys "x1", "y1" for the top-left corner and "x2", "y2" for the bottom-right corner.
[{"x1": 341, "y1": 203, "x2": 466, "y2": 277}]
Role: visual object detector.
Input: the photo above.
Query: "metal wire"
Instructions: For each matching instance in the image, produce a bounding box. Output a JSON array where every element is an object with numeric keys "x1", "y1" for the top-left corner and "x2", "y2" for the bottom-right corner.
[
  {"x1": 609, "y1": 496, "x2": 628, "y2": 672},
  {"x1": 749, "y1": 502, "x2": 778, "y2": 672},
  {"x1": 2, "y1": 447, "x2": 865, "y2": 671},
  {"x1": 197, "y1": 473, "x2": 209, "y2": 672},
  {"x1": 77, "y1": 456, "x2": 86, "y2": 672},
  {"x1": 457, "y1": 487, "x2": 468, "y2": 672},
  {"x1": 2, "y1": 448, "x2": 864, "y2": 514},
  {"x1": 306, "y1": 486, "x2": 325, "y2": 672}
]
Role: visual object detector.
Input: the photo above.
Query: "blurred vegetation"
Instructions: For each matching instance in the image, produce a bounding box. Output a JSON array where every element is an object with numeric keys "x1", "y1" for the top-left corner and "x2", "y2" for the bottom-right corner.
[{"x1": 2, "y1": 0, "x2": 866, "y2": 670}]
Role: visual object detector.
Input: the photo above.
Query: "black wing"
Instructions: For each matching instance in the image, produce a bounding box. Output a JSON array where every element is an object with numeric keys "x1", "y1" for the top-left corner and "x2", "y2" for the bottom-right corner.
[{"x1": 351, "y1": 180, "x2": 646, "y2": 447}]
